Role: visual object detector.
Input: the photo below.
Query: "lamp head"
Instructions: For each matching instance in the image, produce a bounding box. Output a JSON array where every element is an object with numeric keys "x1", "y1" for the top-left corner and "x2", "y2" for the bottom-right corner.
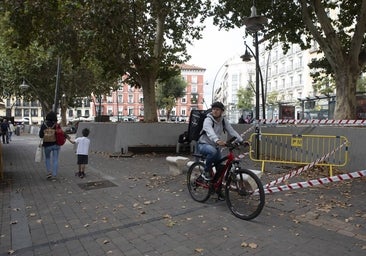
[
  {"x1": 19, "y1": 79, "x2": 30, "y2": 90},
  {"x1": 243, "y1": 3, "x2": 268, "y2": 33},
  {"x1": 241, "y1": 48, "x2": 252, "y2": 62}
]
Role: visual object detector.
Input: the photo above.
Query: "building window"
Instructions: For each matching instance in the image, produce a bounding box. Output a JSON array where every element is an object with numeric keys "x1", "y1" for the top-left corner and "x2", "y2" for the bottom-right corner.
[
  {"x1": 181, "y1": 96, "x2": 187, "y2": 103},
  {"x1": 181, "y1": 109, "x2": 186, "y2": 116},
  {"x1": 191, "y1": 75, "x2": 198, "y2": 84},
  {"x1": 107, "y1": 107, "x2": 113, "y2": 115},
  {"x1": 15, "y1": 99, "x2": 21, "y2": 106},
  {"x1": 68, "y1": 110, "x2": 74, "y2": 118},
  {"x1": 191, "y1": 94, "x2": 198, "y2": 104},
  {"x1": 128, "y1": 108, "x2": 134, "y2": 115},
  {"x1": 75, "y1": 99, "x2": 82, "y2": 107},
  {"x1": 107, "y1": 96, "x2": 112, "y2": 103},
  {"x1": 31, "y1": 109, "x2": 38, "y2": 117},
  {"x1": 128, "y1": 94, "x2": 133, "y2": 103},
  {"x1": 85, "y1": 98, "x2": 91, "y2": 107},
  {"x1": 297, "y1": 55, "x2": 303, "y2": 68},
  {"x1": 15, "y1": 109, "x2": 22, "y2": 117},
  {"x1": 191, "y1": 84, "x2": 197, "y2": 93},
  {"x1": 24, "y1": 109, "x2": 30, "y2": 117},
  {"x1": 118, "y1": 95, "x2": 123, "y2": 103}
]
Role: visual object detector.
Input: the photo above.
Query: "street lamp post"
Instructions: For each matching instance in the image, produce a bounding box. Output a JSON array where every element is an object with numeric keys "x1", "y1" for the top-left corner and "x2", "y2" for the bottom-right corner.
[
  {"x1": 243, "y1": 4, "x2": 267, "y2": 120},
  {"x1": 19, "y1": 79, "x2": 33, "y2": 125},
  {"x1": 53, "y1": 57, "x2": 61, "y2": 113},
  {"x1": 241, "y1": 42, "x2": 266, "y2": 119},
  {"x1": 243, "y1": 3, "x2": 267, "y2": 159}
]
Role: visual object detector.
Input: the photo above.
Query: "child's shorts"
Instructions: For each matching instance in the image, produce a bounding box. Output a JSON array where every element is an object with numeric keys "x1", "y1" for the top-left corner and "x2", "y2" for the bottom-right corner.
[{"x1": 77, "y1": 154, "x2": 88, "y2": 165}]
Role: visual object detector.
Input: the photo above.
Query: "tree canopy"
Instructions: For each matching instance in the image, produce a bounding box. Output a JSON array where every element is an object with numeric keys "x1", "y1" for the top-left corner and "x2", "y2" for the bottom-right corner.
[
  {"x1": 156, "y1": 75, "x2": 187, "y2": 119},
  {"x1": 212, "y1": 0, "x2": 366, "y2": 119},
  {"x1": 0, "y1": 0, "x2": 211, "y2": 122},
  {"x1": 237, "y1": 84, "x2": 254, "y2": 111}
]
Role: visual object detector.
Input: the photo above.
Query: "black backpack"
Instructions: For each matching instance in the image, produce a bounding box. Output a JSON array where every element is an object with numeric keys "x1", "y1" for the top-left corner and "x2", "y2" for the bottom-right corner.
[{"x1": 187, "y1": 109, "x2": 225, "y2": 142}]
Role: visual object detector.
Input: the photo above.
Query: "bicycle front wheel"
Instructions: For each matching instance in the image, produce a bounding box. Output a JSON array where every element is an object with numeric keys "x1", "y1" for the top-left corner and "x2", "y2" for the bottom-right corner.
[
  {"x1": 225, "y1": 168, "x2": 265, "y2": 220},
  {"x1": 187, "y1": 162, "x2": 211, "y2": 202}
]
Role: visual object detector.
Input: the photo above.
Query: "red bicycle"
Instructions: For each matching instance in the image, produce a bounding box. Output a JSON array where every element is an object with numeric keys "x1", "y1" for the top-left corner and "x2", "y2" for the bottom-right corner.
[{"x1": 187, "y1": 139, "x2": 265, "y2": 220}]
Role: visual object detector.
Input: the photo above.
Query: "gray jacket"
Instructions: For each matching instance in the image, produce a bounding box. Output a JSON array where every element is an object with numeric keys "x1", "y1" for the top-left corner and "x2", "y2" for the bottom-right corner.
[{"x1": 198, "y1": 113, "x2": 243, "y2": 146}]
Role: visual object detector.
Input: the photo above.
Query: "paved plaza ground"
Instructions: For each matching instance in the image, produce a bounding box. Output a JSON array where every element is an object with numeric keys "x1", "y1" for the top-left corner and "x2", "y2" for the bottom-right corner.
[{"x1": 0, "y1": 133, "x2": 365, "y2": 255}]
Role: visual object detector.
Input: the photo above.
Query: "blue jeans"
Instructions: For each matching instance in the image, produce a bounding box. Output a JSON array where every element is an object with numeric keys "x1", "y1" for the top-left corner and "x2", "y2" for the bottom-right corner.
[
  {"x1": 44, "y1": 144, "x2": 60, "y2": 176},
  {"x1": 197, "y1": 143, "x2": 222, "y2": 172}
]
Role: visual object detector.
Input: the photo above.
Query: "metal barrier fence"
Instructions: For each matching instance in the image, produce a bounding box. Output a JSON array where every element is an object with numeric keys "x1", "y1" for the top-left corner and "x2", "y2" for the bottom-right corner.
[{"x1": 249, "y1": 133, "x2": 349, "y2": 176}]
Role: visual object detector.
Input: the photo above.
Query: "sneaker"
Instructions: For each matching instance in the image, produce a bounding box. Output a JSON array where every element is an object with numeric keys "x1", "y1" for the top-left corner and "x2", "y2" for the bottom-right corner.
[
  {"x1": 201, "y1": 171, "x2": 212, "y2": 181},
  {"x1": 79, "y1": 172, "x2": 85, "y2": 179},
  {"x1": 217, "y1": 190, "x2": 225, "y2": 201},
  {"x1": 46, "y1": 173, "x2": 52, "y2": 180}
]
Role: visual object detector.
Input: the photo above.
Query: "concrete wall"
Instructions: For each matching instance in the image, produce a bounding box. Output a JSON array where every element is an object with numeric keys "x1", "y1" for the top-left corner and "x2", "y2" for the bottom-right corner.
[
  {"x1": 77, "y1": 122, "x2": 188, "y2": 154},
  {"x1": 29, "y1": 121, "x2": 364, "y2": 172}
]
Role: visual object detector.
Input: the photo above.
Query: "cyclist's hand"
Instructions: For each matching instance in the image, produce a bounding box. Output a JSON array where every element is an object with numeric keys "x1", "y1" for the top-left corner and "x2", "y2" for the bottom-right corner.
[
  {"x1": 216, "y1": 140, "x2": 226, "y2": 147},
  {"x1": 242, "y1": 141, "x2": 251, "y2": 147}
]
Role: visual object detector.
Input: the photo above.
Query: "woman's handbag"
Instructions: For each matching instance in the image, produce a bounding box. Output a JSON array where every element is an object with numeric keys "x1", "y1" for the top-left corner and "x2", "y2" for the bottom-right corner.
[{"x1": 35, "y1": 140, "x2": 43, "y2": 162}]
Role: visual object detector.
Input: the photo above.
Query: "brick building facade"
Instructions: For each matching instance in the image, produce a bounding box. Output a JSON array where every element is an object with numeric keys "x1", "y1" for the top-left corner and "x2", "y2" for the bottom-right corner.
[{"x1": 88, "y1": 64, "x2": 206, "y2": 122}]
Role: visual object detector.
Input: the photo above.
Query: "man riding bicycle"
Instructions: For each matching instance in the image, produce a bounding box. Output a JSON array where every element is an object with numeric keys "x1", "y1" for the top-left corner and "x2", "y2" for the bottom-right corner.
[{"x1": 197, "y1": 101, "x2": 244, "y2": 181}]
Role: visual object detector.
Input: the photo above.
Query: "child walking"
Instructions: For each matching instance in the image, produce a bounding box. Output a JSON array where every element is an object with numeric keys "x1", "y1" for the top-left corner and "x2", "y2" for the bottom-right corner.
[{"x1": 67, "y1": 128, "x2": 90, "y2": 178}]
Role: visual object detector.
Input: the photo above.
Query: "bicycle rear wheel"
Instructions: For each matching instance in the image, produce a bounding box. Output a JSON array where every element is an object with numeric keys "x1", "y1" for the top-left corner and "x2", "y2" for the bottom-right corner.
[
  {"x1": 187, "y1": 162, "x2": 211, "y2": 202},
  {"x1": 225, "y1": 168, "x2": 265, "y2": 220}
]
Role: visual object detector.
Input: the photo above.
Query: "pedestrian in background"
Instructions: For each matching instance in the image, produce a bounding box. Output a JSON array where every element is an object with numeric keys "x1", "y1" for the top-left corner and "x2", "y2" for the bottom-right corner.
[
  {"x1": 8, "y1": 121, "x2": 15, "y2": 141},
  {"x1": 67, "y1": 128, "x2": 90, "y2": 178},
  {"x1": 1, "y1": 119, "x2": 10, "y2": 144},
  {"x1": 39, "y1": 111, "x2": 60, "y2": 180}
]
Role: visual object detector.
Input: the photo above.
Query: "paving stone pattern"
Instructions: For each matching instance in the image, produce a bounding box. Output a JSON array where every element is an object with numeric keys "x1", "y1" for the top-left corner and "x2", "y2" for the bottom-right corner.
[{"x1": 0, "y1": 134, "x2": 365, "y2": 256}]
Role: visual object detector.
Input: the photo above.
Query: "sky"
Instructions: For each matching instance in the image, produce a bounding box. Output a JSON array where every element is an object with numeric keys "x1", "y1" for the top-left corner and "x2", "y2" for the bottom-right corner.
[{"x1": 186, "y1": 19, "x2": 246, "y2": 106}]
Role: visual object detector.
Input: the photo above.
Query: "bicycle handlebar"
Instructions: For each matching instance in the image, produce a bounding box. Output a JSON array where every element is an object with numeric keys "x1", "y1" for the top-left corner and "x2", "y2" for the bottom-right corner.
[{"x1": 225, "y1": 137, "x2": 250, "y2": 150}]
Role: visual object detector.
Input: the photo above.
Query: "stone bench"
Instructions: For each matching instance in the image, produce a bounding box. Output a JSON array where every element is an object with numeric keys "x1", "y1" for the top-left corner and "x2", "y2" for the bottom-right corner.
[{"x1": 166, "y1": 156, "x2": 190, "y2": 176}]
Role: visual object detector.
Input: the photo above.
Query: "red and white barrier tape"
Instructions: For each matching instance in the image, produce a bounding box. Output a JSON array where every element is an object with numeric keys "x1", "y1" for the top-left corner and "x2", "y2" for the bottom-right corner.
[
  {"x1": 263, "y1": 141, "x2": 347, "y2": 188},
  {"x1": 262, "y1": 170, "x2": 366, "y2": 194},
  {"x1": 240, "y1": 125, "x2": 255, "y2": 138},
  {"x1": 258, "y1": 119, "x2": 366, "y2": 126}
]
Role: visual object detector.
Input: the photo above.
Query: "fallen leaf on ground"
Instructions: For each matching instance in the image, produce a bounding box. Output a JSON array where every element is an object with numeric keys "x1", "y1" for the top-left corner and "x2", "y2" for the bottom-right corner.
[
  {"x1": 194, "y1": 248, "x2": 204, "y2": 253},
  {"x1": 241, "y1": 242, "x2": 258, "y2": 249}
]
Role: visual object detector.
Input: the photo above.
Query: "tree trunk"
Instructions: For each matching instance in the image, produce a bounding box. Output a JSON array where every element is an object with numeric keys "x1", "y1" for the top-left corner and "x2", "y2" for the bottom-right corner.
[
  {"x1": 61, "y1": 100, "x2": 68, "y2": 126},
  {"x1": 334, "y1": 69, "x2": 358, "y2": 120},
  {"x1": 141, "y1": 76, "x2": 158, "y2": 122}
]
